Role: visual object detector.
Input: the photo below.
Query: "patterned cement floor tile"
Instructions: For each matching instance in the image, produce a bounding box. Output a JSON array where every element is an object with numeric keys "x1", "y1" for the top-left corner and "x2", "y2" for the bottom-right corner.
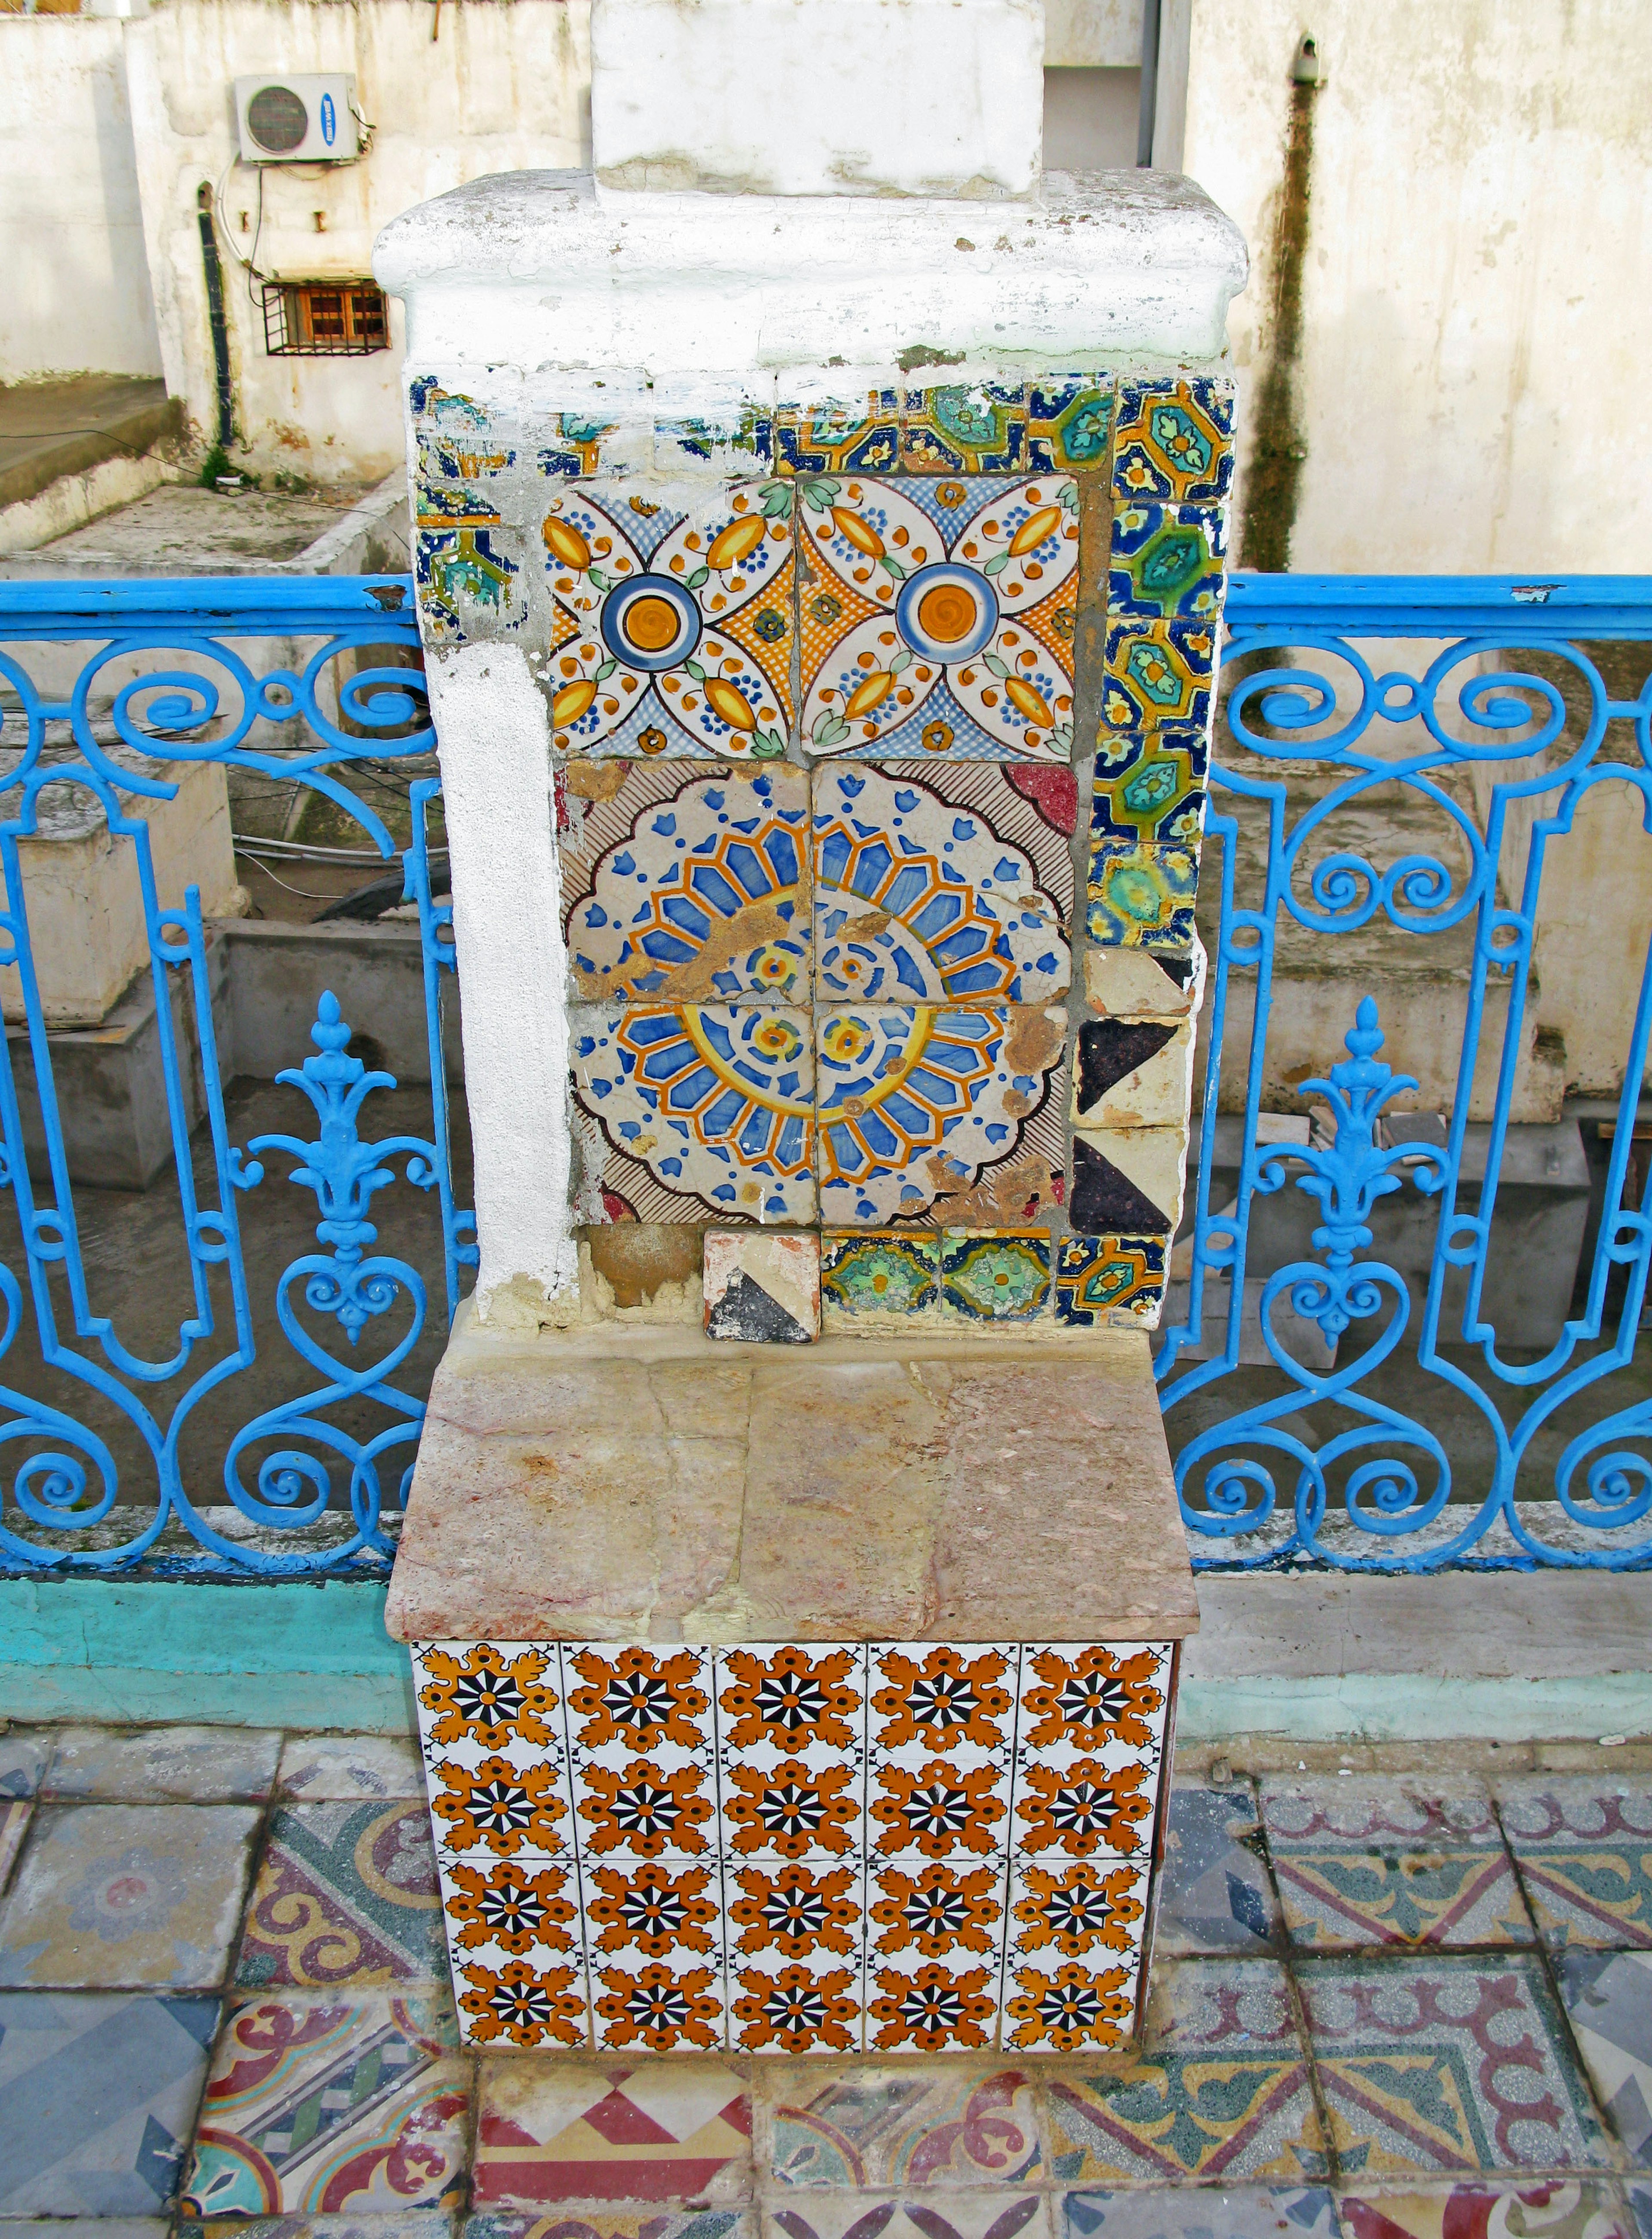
[
  {"x1": 1156, "y1": 1783, "x2": 1280, "y2": 1955},
  {"x1": 472, "y1": 2059, "x2": 754, "y2": 2207},
  {"x1": 275, "y1": 1736, "x2": 428, "y2": 1802},
  {"x1": 235, "y1": 1800, "x2": 446, "y2": 1988},
  {"x1": 0, "y1": 1988, "x2": 220, "y2": 2214},
  {"x1": 1260, "y1": 1783, "x2": 1529, "y2": 1952},
  {"x1": 1497, "y1": 1781, "x2": 1652, "y2": 1952},
  {"x1": 1628, "y1": 2183, "x2": 1652, "y2": 2239},
  {"x1": 466, "y1": 2212, "x2": 753, "y2": 2239},
  {"x1": 0, "y1": 1803, "x2": 260, "y2": 1988},
  {"x1": 41, "y1": 1726, "x2": 282, "y2": 1804},
  {"x1": 0, "y1": 2223, "x2": 171, "y2": 2239},
  {"x1": 0, "y1": 1796, "x2": 31, "y2": 1899},
  {"x1": 769, "y1": 2194, "x2": 1051, "y2": 2239},
  {"x1": 1042, "y1": 1959, "x2": 1326, "y2": 2187},
  {"x1": 1061, "y1": 2187, "x2": 1340, "y2": 2237},
  {"x1": 1558, "y1": 1951, "x2": 1652, "y2": 2167},
  {"x1": 1302, "y1": 1954, "x2": 1611, "y2": 2178},
  {"x1": 1336, "y1": 2179, "x2": 1638, "y2": 2238},
  {"x1": 764, "y1": 2067, "x2": 1040, "y2": 2190},
  {"x1": 198, "y1": 2220, "x2": 458, "y2": 2239},
  {"x1": 181, "y1": 1987, "x2": 468, "y2": 2216},
  {"x1": 0, "y1": 1731, "x2": 50, "y2": 1799}
]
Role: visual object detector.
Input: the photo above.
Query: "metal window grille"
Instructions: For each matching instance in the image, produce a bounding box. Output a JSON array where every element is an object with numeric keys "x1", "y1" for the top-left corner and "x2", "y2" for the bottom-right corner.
[{"x1": 261, "y1": 279, "x2": 389, "y2": 357}]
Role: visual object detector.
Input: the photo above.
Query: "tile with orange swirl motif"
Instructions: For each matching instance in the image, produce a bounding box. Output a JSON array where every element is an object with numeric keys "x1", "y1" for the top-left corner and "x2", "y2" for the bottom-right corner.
[
  {"x1": 797, "y1": 475, "x2": 1079, "y2": 762},
  {"x1": 999, "y1": 1856, "x2": 1149, "y2": 2051},
  {"x1": 410, "y1": 1642, "x2": 577, "y2": 1866},
  {"x1": 541, "y1": 480, "x2": 794, "y2": 757},
  {"x1": 570, "y1": 1003, "x2": 818, "y2": 1226},
  {"x1": 558, "y1": 760, "x2": 812, "y2": 1007},
  {"x1": 1008, "y1": 1645, "x2": 1172, "y2": 1896}
]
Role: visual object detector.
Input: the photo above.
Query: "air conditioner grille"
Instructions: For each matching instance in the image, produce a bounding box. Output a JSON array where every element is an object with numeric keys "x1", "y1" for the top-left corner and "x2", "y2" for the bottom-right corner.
[{"x1": 247, "y1": 84, "x2": 309, "y2": 154}]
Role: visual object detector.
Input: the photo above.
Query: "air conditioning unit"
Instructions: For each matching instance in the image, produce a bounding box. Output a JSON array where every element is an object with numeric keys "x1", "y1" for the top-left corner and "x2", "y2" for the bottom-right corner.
[{"x1": 234, "y1": 74, "x2": 360, "y2": 163}]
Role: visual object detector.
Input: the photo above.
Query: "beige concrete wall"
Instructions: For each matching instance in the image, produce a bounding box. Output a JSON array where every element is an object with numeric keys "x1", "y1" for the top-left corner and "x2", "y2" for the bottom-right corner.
[
  {"x1": 1180, "y1": 0, "x2": 1652, "y2": 572},
  {"x1": 0, "y1": 15, "x2": 165, "y2": 381}
]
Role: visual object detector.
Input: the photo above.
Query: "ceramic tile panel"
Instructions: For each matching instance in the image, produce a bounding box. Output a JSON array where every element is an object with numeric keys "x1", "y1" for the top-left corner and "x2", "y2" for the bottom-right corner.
[
  {"x1": 590, "y1": 1946, "x2": 730, "y2": 2052},
  {"x1": 236, "y1": 1798, "x2": 447, "y2": 1988},
  {"x1": 542, "y1": 480, "x2": 794, "y2": 757},
  {"x1": 726, "y1": 1857, "x2": 866, "y2": 2054},
  {"x1": 438, "y1": 1838, "x2": 587, "y2": 2049},
  {"x1": 1101, "y1": 621, "x2": 1216, "y2": 736},
  {"x1": 655, "y1": 404, "x2": 776, "y2": 473},
  {"x1": 470, "y1": 2058, "x2": 754, "y2": 2207},
  {"x1": 565, "y1": 1644, "x2": 718, "y2": 1862},
  {"x1": 558, "y1": 761, "x2": 812, "y2": 1006},
  {"x1": 584, "y1": 1854, "x2": 727, "y2": 2053},
  {"x1": 774, "y1": 379, "x2": 1114, "y2": 477},
  {"x1": 940, "y1": 1228, "x2": 1053, "y2": 1322},
  {"x1": 415, "y1": 488, "x2": 523, "y2": 644},
  {"x1": 411, "y1": 1641, "x2": 576, "y2": 1864},
  {"x1": 181, "y1": 1989, "x2": 471, "y2": 2215},
  {"x1": 410, "y1": 379, "x2": 521, "y2": 480},
  {"x1": 570, "y1": 1003, "x2": 818, "y2": 1225},
  {"x1": 820, "y1": 1228, "x2": 941, "y2": 1326},
  {"x1": 813, "y1": 760, "x2": 1075, "y2": 1007},
  {"x1": 1108, "y1": 503, "x2": 1227, "y2": 622},
  {"x1": 714, "y1": 1645, "x2": 868, "y2": 1865},
  {"x1": 1069, "y1": 1130, "x2": 1187, "y2": 1237},
  {"x1": 814, "y1": 1002, "x2": 1066, "y2": 1227},
  {"x1": 1054, "y1": 1235, "x2": 1168, "y2": 1328},
  {"x1": 1085, "y1": 935, "x2": 1207, "y2": 1020},
  {"x1": 798, "y1": 474, "x2": 1078, "y2": 762},
  {"x1": 1073, "y1": 1019, "x2": 1194, "y2": 1131},
  {"x1": 704, "y1": 1230, "x2": 822, "y2": 1342},
  {"x1": 1086, "y1": 842, "x2": 1201, "y2": 952},
  {"x1": 1001, "y1": 1856, "x2": 1149, "y2": 2051},
  {"x1": 1091, "y1": 731, "x2": 1209, "y2": 848},
  {"x1": 1112, "y1": 377, "x2": 1236, "y2": 505}
]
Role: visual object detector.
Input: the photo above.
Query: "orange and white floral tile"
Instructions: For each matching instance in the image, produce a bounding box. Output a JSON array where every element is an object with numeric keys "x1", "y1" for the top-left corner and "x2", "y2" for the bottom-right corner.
[
  {"x1": 728, "y1": 1952, "x2": 864, "y2": 2056},
  {"x1": 867, "y1": 1643, "x2": 1015, "y2": 1871},
  {"x1": 410, "y1": 1642, "x2": 576, "y2": 1863},
  {"x1": 564, "y1": 1646, "x2": 718, "y2": 1865},
  {"x1": 1000, "y1": 1856, "x2": 1150, "y2": 2048},
  {"x1": 588, "y1": 1951, "x2": 729, "y2": 2053},
  {"x1": 714, "y1": 1645, "x2": 867, "y2": 1860},
  {"x1": 1013, "y1": 1644, "x2": 1173, "y2": 1779}
]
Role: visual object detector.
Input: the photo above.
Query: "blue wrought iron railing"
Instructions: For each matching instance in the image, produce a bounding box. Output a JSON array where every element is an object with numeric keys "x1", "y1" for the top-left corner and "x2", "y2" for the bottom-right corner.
[{"x1": 0, "y1": 570, "x2": 1647, "y2": 1577}]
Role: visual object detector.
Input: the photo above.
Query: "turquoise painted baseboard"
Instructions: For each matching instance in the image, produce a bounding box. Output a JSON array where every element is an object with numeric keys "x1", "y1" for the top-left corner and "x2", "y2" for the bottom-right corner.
[{"x1": 0, "y1": 1576, "x2": 416, "y2": 1733}]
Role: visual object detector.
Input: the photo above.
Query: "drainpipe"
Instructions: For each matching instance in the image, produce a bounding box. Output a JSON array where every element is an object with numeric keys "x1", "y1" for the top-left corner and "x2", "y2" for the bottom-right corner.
[
  {"x1": 1239, "y1": 34, "x2": 1325, "y2": 570},
  {"x1": 1136, "y1": 0, "x2": 1162, "y2": 166},
  {"x1": 196, "y1": 182, "x2": 235, "y2": 451}
]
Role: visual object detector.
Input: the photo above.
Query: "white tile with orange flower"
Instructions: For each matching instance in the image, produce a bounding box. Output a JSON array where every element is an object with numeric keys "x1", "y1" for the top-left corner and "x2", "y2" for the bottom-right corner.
[
  {"x1": 797, "y1": 474, "x2": 1078, "y2": 762},
  {"x1": 410, "y1": 1641, "x2": 579, "y2": 1864},
  {"x1": 542, "y1": 479, "x2": 795, "y2": 756}
]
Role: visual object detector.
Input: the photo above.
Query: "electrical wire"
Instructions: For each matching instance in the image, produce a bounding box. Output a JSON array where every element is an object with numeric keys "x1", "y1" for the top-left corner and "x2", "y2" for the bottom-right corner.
[{"x1": 234, "y1": 852, "x2": 358, "y2": 902}]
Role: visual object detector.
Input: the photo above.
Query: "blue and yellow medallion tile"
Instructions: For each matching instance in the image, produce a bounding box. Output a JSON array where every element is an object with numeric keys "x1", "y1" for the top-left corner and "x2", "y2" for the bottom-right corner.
[
  {"x1": 1112, "y1": 377, "x2": 1236, "y2": 506},
  {"x1": 1101, "y1": 620, "x2": 1216, "y2": 735},
  {"x1": 1109, "y1": 502, "x2": 1227, "y2": 622}
]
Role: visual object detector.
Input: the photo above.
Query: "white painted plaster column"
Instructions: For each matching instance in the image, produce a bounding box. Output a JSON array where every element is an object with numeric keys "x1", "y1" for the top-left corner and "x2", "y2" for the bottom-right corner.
[{"x1": 425, "y1": 644, "x2": 579, "y2": 1324}]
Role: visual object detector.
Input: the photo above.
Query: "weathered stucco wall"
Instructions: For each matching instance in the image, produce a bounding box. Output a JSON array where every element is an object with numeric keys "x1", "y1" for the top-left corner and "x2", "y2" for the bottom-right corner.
[
  {"x1": 1182, "y1": 0, "x2": 1652, "y2": 571},
  {"x1": 0, "y1": 16, "x2": 164, "y2": 382}
]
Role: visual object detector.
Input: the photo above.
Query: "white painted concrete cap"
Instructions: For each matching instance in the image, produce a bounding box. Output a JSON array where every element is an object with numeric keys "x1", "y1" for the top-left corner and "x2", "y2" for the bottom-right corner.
[
  {"x1": 590, "y1": 0, "x2": 1045, "y2": 199},
  {"x1": 375, "y1": 166, "x2": 1249, "y2": 379}
]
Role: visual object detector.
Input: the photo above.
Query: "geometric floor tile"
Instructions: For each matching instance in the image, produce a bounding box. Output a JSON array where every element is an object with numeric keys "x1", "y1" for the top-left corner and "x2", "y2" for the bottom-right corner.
[
  {"x1": 0, "y1": 1804, "x2": 261, "y2": 1988},
  {"x1": 764, "y1": 2068, "x2": 1041, "y2": 2189},
  {"x1": 1302, "y1": 1954, "x2": 1612, "y2": 2177},
  {"x1": 195, "y1": 2222, "x2": 453, "y2": 2239},
  {"x1": 472, "y1": 2060, "x2": 754, "y2": 2206},
  {"x1": 1336, "y1": 2179, "x2": 1638, "y2": 2239},
  {"x1": 774, "y1": 2196, "x2": 1051, "y2": 2239},
  {"x1": 0, "y1": 1731, "x2": 53, "y2": 1800},
  {"x1": 1043, "y1": 1960, "x2": 1326, "y2": 2185},
  {"x1": 467, "y1": 2214, "x2": 752, "y2": 2239},
  {"x1": 40, "y1": 1726, "x2": 282, "y2": 1804},
  {"x1": 0, "y1": 1989, "x2": 220, "y2": 2214},
  {"x1": 1062, "y1": 2187, "x2": 1339, "y2": 2237},
  {"x1": 1156, "y1": 1782, "x2": 1280, "y2": 1955},
  {"x1": 1261, "y1": 1783, "x2": 1531, "y2": 1951},
  {"x1": 275, "y1": 1734, "x2": 429, "y2": 1801},
  {"x1": 1559, "y1": 1950, "x2": 1652, "y2": 2168},
  {"x1": 180, "y1": 1988, "x2": 469, "y2": 2215},
  {"x1": 235, "y1": 1801, "x2": 447, "y2": 1988},
  {"x1": 1498, "y1": 1780, "x2": 1652, "y2": 1952}
]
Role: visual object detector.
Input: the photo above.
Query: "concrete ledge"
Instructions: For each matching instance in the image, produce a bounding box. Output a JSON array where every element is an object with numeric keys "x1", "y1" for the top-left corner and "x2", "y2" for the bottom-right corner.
[
  {"x1": 1181, "y1": 1570, "x2": 1652, "y2": 1741},
  {"x1": 0, "y1": 1576, "x2": 415, "y2": 1733}
]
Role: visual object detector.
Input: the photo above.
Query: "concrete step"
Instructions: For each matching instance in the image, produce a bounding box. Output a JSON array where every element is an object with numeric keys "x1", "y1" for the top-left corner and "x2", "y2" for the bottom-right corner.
[{"x1": 0, "y1": 375, "x2": 183, "y2": 550}]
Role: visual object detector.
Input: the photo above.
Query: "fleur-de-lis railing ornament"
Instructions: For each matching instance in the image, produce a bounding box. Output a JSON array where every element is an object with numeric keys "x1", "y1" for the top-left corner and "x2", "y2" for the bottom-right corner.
[
  {"x1": 231, "y1": 991, "x2": 439, "y2": 1340},
  {"x1": 1254, "y1": 996, "x2": 1450, "y2": 1337}
]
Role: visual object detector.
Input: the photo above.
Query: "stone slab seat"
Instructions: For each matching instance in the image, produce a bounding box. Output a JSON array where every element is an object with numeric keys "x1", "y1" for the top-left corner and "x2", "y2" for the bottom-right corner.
[{"x1": 384, "y1": 1309, "x2": 1199, "y2": 1647}]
